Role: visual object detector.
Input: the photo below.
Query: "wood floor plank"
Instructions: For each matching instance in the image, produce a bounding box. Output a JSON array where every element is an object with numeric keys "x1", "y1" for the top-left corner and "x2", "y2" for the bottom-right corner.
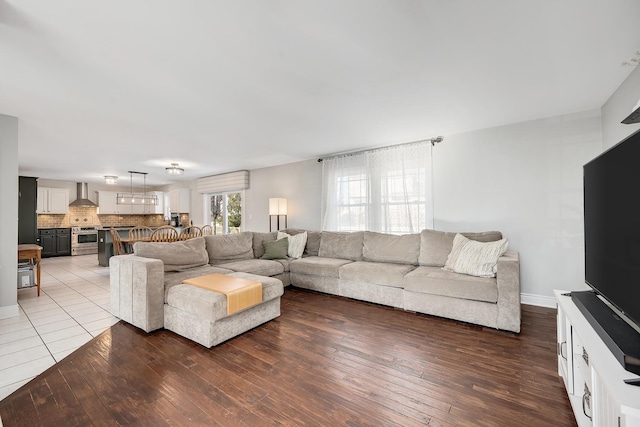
[{"x1": 0, "y1": 287, "x2": 577, "y2": 426}]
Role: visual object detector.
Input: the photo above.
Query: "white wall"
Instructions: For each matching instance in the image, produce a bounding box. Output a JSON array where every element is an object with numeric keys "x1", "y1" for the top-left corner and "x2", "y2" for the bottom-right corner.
[
  {"x1": 180, "y1": 160, "x2": 321, "y2": 232},
  {"x1": 229, "y1": 112, "x2": 601, "y2": 305},
  {"x1": 0, "y1": 114, "x2": 19, "y2": 319},
  {"x1": 243, "y1": 159, "x2": 322, "y2": 232},
  {"x1": 434, "y1": 110, "x2": 602, "y2": 304},
  {"x1": 601, "y1": 66, "x2": 640, "y2": 150},
  {"x1": 227, "y1": 110, "x2": 602, "y2": 305}
]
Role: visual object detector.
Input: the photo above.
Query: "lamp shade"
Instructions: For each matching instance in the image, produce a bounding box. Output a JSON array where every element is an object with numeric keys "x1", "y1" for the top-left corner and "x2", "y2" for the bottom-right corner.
[{"x1": 269, "y1": 198, "x2": 287, "y2": 215}]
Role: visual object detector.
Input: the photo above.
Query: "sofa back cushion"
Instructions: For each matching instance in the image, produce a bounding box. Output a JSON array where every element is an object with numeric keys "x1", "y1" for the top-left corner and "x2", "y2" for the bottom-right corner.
[
  {"x1": 443, "y1": 233, "x2": 508, "y2": 278},
  {"x1": 133, "y1": 237, "x2": 209, "y2": 272},
  {"x1": 277, "y1": 231, "x2": 307, "y2": 258},
  {"x1": 252, "y1": 232, "x2": 277, "y2": 259},
  {"x1": 282, "y1": 228, "x2": 321, "y2": 257},
  {"x1": 318, "y1": 231, "x2": 364, "y2": 261},
  {"x1": 362, "y1": 231, "x2": 420, "y2": 265},
  {"x1": 205, "y1": 232, "x2": 254, "y2": 263},
  {"x1": 418, "y1": 229, "x2": 503, "y2": 267}
]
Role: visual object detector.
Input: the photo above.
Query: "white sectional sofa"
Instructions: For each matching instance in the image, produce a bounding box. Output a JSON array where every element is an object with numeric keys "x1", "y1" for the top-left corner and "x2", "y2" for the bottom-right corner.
[{"x1": 109, "y1": 227, "x2": 521, "y2": 348}]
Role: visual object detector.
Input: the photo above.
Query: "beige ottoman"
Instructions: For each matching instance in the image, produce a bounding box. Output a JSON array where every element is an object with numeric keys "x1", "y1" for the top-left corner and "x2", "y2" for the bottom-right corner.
[{"x1": 163, "y1": 272, "x2": 284, "y2": 348}]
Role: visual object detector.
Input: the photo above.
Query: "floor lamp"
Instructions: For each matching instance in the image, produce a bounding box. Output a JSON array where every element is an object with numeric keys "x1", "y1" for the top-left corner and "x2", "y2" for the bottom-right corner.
[{"x1": 269, "y1": 198, "x2": 287, "y2": 232}]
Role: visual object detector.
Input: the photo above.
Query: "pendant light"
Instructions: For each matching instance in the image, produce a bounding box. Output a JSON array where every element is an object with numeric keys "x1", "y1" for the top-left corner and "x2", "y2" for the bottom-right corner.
[{"x1": 116, "y1": 171, "x2": 158, "y2": 205}]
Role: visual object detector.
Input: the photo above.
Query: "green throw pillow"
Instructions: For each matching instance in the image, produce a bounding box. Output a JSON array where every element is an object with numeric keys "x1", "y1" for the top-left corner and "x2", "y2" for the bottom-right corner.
[{"x1": 261, "y1": 237, "x2": 288, "y2": 259}]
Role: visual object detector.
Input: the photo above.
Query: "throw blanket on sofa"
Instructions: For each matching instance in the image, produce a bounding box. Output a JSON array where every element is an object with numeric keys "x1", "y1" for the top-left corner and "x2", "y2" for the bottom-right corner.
[{"x1": 182, "y1": 273, "x2": 263, "y2": 315}]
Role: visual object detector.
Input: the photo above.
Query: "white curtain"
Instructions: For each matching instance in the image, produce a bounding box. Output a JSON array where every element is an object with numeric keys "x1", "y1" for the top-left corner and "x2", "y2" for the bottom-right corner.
[{"x1": 321, "y1": 141, "x2": 433, "y2": 234}]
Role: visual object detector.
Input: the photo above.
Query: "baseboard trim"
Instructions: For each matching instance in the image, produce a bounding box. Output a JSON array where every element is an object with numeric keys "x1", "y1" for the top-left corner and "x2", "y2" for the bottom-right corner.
[
  {"x1": 0, "y1": 304, "x2": 19, "y2": 320},
  {"x1": 521, "y1": 293, "x2": 557, "y2": 308}
]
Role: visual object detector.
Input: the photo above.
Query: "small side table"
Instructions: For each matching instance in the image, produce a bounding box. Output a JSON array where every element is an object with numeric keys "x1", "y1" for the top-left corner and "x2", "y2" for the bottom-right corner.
[{"x1": 18, "y1": 244, "x2": 42, "y2": 296}]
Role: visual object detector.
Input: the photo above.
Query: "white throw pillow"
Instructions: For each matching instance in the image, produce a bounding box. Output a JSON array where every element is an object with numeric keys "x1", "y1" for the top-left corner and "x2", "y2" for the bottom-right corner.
[
  {"x1": 443, "y1": 233, "x2": 508, "y2": 278},
  {"x1": 277, "y1": 231, "x2": 307, "y2": 259}
]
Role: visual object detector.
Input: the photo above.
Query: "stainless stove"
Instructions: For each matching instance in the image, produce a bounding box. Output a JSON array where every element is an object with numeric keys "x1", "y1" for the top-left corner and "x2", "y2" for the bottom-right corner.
[{"x1": 72, "y1": 226, "x2": 98, "y2": 256}]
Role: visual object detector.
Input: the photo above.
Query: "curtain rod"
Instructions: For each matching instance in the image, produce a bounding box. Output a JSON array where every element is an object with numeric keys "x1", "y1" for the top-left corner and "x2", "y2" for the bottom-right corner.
[{"x1": 317, "y1": 136, "x2": 443, "y2": 162}]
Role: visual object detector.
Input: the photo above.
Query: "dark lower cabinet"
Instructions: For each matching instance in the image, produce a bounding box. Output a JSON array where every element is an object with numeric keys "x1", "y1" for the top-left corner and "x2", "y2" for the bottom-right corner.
[
  {"x1": 38, "y1": 229, "x2": 56, "y2": 257},
  {"x1": 56, "y1": 228, "x2": 71, "y2": 256},
  {"x1": 38, "y1": 228, "x2": 71, "y2": 257}
]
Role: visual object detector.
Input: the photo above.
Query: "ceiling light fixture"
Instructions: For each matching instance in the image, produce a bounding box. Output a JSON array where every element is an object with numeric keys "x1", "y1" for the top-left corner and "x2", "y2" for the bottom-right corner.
[
  {"x1": 104, "y1": 175, "x2": 118, "y2": 185},
  {"x1": 165, "y1": 163, "x2": 184, "y2": 176},
  {"x1": 622, "y1": 51, "x2": 640, "y2": 67},
  {"x1": 116, "y1": 171, "x2": 158, "y2": 205}
]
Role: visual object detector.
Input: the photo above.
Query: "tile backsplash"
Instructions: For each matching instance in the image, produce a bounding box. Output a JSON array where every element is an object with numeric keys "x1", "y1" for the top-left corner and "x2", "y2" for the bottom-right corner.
[{"x1": 38, "y1": 206, "x2": 190, "y2": 228}]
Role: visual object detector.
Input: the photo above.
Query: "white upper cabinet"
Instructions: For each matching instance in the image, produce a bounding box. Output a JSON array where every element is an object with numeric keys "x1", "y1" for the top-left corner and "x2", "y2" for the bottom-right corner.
[
  {"x1": 144, "y1": 191, "x2": 164, "y2": 214},
  {"x1": 98, "y1": 191, "x2": 164, "y2": 215},
  {"x1": 169, "y1": 189, "x2": 190, "y2": 213},
  {"x1": 37, "y1": 187, "x2": 69, "y2": 214},
  {"x1": 98, "y1": 191, "x2": 123, "y2": 214}
]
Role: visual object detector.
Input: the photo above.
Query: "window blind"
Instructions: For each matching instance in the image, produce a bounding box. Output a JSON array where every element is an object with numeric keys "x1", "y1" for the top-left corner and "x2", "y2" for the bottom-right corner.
[{"x1": 196, "y1": 170, "x2": 249, "y2": 194}]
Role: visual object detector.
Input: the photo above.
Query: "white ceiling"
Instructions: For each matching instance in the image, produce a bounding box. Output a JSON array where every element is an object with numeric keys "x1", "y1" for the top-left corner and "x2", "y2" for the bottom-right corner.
[{"x1": 2, "y1": 0, "x2": 640, "y2": 186}]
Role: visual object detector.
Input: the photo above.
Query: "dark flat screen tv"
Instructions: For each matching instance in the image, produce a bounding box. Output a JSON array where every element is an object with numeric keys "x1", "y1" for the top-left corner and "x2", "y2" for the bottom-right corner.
[
  {"x1": 581, "y1": 128, "x2": 640, "y2": 378},
  {"x1": 584, "y1": 128, "x2": 640, "y2": 328}
]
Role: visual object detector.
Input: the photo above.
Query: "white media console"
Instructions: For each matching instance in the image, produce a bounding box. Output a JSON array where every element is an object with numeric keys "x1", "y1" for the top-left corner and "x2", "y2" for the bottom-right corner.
[{"x1": 555, "y1": 290, "x2": 640, "y2": 427}]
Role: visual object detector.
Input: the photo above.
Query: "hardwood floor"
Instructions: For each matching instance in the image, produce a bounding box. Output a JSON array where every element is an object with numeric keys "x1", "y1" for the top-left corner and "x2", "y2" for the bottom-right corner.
[{"x1": 0, "y1": 288, "x2": 576, "y2": 426}]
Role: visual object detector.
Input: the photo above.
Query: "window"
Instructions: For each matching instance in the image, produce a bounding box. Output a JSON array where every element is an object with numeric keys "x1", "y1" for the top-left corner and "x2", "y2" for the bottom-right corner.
[
  {"x1": 205, "y1": 191, "x2": 243, "y2": 234},
  {"x1": 321, "y1": 142, "x2": 433, "y2": 234}
]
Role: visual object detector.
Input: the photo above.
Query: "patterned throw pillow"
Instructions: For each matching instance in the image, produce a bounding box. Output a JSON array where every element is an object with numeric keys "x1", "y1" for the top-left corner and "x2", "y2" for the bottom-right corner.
[
  {"x1": 443, "y1": 233, "x2": 508, "y2": 278},
  {"x1": 277, "y1": 231, "x2": 308, "y2": 259}
]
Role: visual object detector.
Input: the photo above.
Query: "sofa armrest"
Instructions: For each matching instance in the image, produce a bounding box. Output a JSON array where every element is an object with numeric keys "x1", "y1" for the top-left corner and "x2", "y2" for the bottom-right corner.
[
  {"x1": 496, "y1": 250, "x2": 521, "y2": 333},
  {"x1": 110, "y1": 255, "x2": 165, "y2": 332}
]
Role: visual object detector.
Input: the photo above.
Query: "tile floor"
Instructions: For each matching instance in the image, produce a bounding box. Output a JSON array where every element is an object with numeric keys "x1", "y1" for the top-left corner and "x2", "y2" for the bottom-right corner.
[{"x1": 0, "y1": 255, "x2": 117, "y2": 401}]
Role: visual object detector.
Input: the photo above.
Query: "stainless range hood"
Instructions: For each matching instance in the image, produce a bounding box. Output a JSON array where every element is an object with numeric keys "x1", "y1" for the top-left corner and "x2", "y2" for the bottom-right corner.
[{"x1": 69, "y1": 183, "x2": 97, "y2": 207}]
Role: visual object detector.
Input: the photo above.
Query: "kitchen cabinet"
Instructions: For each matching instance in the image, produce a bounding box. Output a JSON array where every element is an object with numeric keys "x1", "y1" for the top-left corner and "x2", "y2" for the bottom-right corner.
[
  {"x1": 56, "y1": 229, "x2": 71, "y2": 255},
  {"x1": 38, "y1": 230, "x2": 56, "y2": 257},
  {"x1": 19, "y1": 176, "x2": 38, "y2": 244},
  {"x1": 145, "y1": 191, "x2": 164, "y2": 214},
  {"x1": 37, "y1": 187, "x2": 69, "y2": 214},
  {"x1": 169, "y1": 189, "x2": 190, "y2": 213},
  {"x1": 97, "y1": 191, "x2": 120, "y2": 214},
  {"x1": 98, "y1": 191, "x2": 164, "y2": 215},
  {"x1": 38, "y1": 228, "x2": 71, "y2": 257},
  {"x1": 98, "y1": 191, "x2": 139, "y2": 214}
]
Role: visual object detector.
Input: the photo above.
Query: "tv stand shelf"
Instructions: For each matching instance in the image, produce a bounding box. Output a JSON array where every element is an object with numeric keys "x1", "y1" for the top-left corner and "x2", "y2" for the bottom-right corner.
[{"x1": 555, "y1": 290, "x2": 640, "y2": 427}]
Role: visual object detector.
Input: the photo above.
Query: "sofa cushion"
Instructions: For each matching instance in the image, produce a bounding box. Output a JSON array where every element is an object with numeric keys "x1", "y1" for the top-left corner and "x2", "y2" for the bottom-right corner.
[
  {"x1": 318, "y1": 231, "x2": 364, "y2": 261},
  {"x1": 213, "y1": 259, "x2": 284, "y2": 277},
  {"x1": 274, "y1": 258, "x2": 292, "y2": 272},
  {"x1": 252, "y1": 232, "x2": 277, "y2": 259},
  {"x1": 362, "y1": 231, "x2": 420, "y2": 265},
  {"x1": 339, "y1": 261, "x2": 416, "y2": 288},
  {"x1": 444, "y1": 234, "x2": 509, "y2": 278},
  {"x1": 289, "y1": 256, "x2": 353, "y2": 278},
  {"x1": 133, "y1": 237, "x2": 209, "y2": 272},
  {"x1": 418, "y1": 229, "x2": 503, "y2": 267},
  {"x1": 403, "y1": 266, "x2": 498, "y2": 303},
  {"x1": 304, "y1": 231, "x2": 321, "y2": 257},
  {"x1": 277, "y1": 231, "x2": 307, "y2": 259},
  {"x1": 283, "y1": 228, "x2": 321, "y2": 257},
  {"x1": 165, "y1": 273, "x2": 283, "y2": 322},
  {"x1": 261, "y1": 238, "x2": 289, "y2": 260},
  {"x1": 205, "y1": 232, "x2": 254, "y2": 263}
]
